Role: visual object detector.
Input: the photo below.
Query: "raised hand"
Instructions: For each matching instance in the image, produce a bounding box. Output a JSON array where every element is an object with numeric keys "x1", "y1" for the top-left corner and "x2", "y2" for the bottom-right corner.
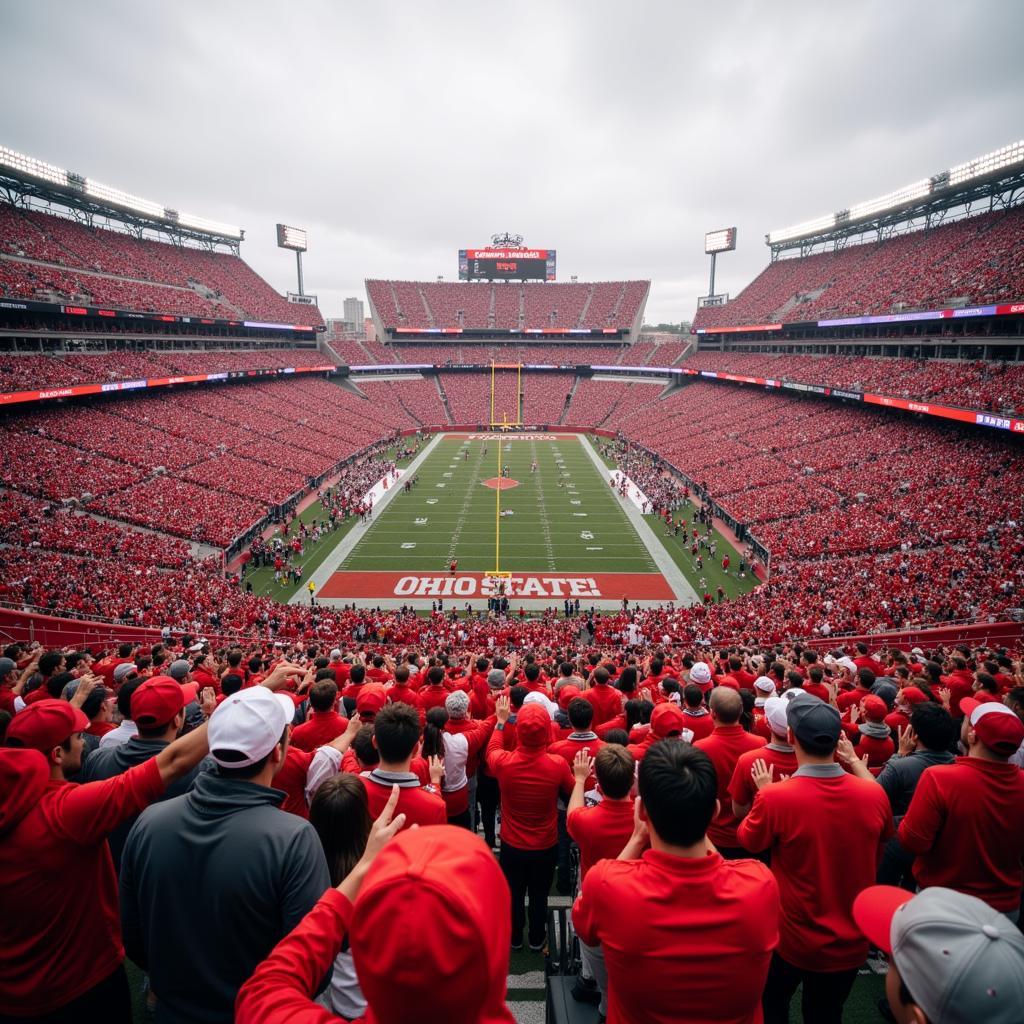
[
  {"x1": 572, "y1": 748, "x2": 595, "y2": 783},
  {"x1": 750, "y1": 758, "x2": 774, "y2": 791}
]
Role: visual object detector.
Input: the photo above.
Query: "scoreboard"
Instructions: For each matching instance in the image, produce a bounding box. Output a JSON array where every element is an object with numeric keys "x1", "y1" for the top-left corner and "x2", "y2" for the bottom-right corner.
[{"x1": 459, "y1": 248, "x2": 556, "y2": 281}]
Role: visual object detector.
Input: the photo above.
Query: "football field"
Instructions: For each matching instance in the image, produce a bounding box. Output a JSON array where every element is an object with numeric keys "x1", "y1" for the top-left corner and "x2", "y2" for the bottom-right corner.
[{"x1": 309, "y1": 433, "x2": 694, "y2": 608}]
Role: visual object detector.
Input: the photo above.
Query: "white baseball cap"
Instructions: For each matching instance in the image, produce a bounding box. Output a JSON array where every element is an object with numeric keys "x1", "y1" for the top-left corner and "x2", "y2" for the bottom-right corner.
[
  {"x1": 763, "y1": 695, "x2": 790, "y2": 736},
  {"x1": 208, "y1": 687, "x2": 295, "y2": 768},
  {"x1": 754, "y1": 675, "x2": 776, "y2": 695},
  {"x1": 689, "y1": 663, "x2": 712, "y2": 687}
]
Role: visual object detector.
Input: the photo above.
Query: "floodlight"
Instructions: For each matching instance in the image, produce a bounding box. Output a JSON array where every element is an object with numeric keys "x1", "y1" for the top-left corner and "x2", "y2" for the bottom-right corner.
[
  {"x1": 85, "y1": 179, "x2": 164, "y2": 218},
  {"x1": 0, "y1": 146, "x2": 69, "y2": 187},
  {"x1": 179, "y1": 212, "x2": 243, "y2": 238},
  {"x1": 767, "y1": 213, "x2": 836, "y2": 245},
  {"x1": 276, "y1": 224, "x2": 308, "y2": 252},
  {"x1": 848, "y1": 179, "x2": 931, "y2": 220},
  {"x1": 949, "y1": 141, "x2": 1024, "y2": 186},
  {"x1": 704, "y1": 228, "x2": 737, "y2": 254}
]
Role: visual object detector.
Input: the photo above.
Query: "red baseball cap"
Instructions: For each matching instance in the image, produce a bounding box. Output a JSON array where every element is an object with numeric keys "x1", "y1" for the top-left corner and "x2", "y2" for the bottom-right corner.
[
  {"x1": 861, "y1": 695, "x2": 888, "y2": 722},
  {"x1": 131, "y1": 675, "x2": 197, "y2": 729},
  {"x1": 960, "y1": 698, "x2": 1024, "y2": 756},
  {"x1": 651, "y1": 702, "x2": 686, "y2": 738},
  {"x1": 356, "y1": 682, "x2": 388, "y2": 717},
  {"x1": 898, "y1": 686, "x2": 928, "y2": 706},
  {"x1": 6, "y1": 699, "x2": 89, "y2": 752},
  {"x1": 557, "y1": 685, "x2": 581, "y2": 711},
  {"x1": 852, "y1": 884, "x2": 913, "y2": 954}
]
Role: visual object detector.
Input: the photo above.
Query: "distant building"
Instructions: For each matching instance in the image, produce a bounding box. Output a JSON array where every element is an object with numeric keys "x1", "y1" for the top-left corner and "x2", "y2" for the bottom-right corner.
[{"x1": 343, "y1": 297, "x2": 364, "y2": 328}]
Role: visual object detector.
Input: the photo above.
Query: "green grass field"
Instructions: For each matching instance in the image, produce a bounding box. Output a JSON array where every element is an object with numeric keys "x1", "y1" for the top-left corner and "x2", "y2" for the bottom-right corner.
[{"x1": 339, "y1": 435, "x2": 658, "y2": 574}]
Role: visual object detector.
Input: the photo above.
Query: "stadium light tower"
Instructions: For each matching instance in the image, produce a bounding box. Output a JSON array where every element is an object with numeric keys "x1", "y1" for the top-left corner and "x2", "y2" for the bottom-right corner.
[
  {"x1": 276, "y1": 224, "x2": 308, "y2": 295},
  {"x1": 702, "y1": 228, "x2": 737, "y2": 306}
]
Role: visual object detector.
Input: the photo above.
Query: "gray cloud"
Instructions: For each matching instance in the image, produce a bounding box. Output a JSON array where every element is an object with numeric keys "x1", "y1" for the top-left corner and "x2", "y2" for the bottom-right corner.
[{"x1": 1, "y1": 0, "x2": 1021, "y2": 323}]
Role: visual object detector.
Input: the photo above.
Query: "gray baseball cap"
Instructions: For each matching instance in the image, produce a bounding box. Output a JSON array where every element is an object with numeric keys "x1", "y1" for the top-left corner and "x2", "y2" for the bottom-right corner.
[
  {"x1": 854, "y1": 885, "x2": 1024, "y2": 1024},
  {"x1": 785, "y1": 690, "x2": 841, "y2": 748},
  {"x1": 0, "y1": 656, "x2": 16, "y2": 679},
  {"x1": 167, "y1": 659, "x2": 192, "y2": 681}
]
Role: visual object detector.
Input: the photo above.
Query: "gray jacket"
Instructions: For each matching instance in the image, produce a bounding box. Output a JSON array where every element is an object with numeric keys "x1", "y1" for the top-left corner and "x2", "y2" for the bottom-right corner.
[
  {"x1": 76, "y1": 737, "x2": 213, "y2": 871},
  {"x1": 120, "y1": 770, "x2": 330, "y2": 1024},
  {"x1": 875, "y1": 748, "x2": 956, "y2": 819}
]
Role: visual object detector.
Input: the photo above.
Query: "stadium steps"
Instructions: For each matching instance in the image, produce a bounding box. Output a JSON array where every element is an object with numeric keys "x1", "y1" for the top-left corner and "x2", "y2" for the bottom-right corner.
[
  {"x1": 672, "y1": 338, "x2": 698, "y2": 364},
  {"x1": 558, "y1": 376, "x2": 581, "y2": 424},
  {"x1": 576, "y1": 285, "x2": 595, "y2": 328},
  {"x1": 417, "y1": 285, "x2": 436, "y2": 327},
  {"x1": 433, "y1": 373, "x2": 454, "y2": 423},
  {"x1": 488, "y1": 284, "x2": 497, "y2": 329}
]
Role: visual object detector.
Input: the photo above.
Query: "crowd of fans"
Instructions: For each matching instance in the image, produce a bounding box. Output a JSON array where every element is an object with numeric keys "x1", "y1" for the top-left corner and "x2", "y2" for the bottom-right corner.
[
  {"x1": 366, "y1": 279, "x2": 649, "y2": 331},
  {"x1": 682, "y1": 350, "x2": 1024, "y2": 414},
  {"x1": 0, "y1": 202, "x2": 324, "y2": 325},
  {"x1": 0, "y1": 347, "x2": 324, "y2": 393},
  {"x1": 1, "y1": 633, "x2": 1022, "y2": 1023},
  {"x1": 692, "y1": 205, "x2": 1024, "y2": 331}
]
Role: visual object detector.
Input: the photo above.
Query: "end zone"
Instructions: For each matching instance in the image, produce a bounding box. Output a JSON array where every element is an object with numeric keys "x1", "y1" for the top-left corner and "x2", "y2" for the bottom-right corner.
[{"x1": 317, "y1": 570, "x2": 675, "y2": 608}]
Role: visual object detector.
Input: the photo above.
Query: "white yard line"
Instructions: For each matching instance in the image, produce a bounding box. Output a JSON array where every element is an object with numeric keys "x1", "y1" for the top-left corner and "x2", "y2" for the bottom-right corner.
[
  {"x1": 531, "y1": 440, "x2": 557, "y2": 570},
  {"x1": 446, "y1": 441, "x2": 489, "y2": 563}
]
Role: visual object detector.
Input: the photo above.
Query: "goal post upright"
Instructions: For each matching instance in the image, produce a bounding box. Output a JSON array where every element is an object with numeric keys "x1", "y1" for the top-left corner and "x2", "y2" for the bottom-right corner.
[{"x1": 486, "y1": 362, "x2": 523, "y2": 579}]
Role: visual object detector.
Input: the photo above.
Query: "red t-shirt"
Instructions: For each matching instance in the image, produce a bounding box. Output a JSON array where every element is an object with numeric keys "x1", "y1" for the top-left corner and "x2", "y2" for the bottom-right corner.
[
  {"x1": 290, "y1": 710, "x2": 349, "y2": 752},
  {"x1": 728, "y1": 744, "x2": 798, "y2": 814},
  {"x1": 549, "y1": 735, "x2": 605, "y2": 789},
  {"x1": 0, "y1": 753, "x2": 165, "y2": 1016},
  {"x1": 737, "y1": 768, "x2": 893, "y2": 970},
  {"x1": 681, "y1": 708, "x2": 714, "y2": 741},
  {"x1": 566, "y1": 798, "x2": 634, "y2": 880},
  {"x1": 582, "y1": 684, "x2": 624, "y2": 726},
  {"x1": 573, "y1": 849, "x2": 779, "y2": 1024},
  {"x1": 694, "y1": 725, "x2": 766, "y2": 848},
  {"x1": 361, "y1": 772, "x2": 446, "y2": 830},
  {"x1": 898, "y1": 757, "x2": 1024, "y2": 913}
]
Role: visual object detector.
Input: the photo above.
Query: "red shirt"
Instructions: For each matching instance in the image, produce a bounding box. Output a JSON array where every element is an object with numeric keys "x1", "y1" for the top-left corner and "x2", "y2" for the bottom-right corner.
[
  {"x1": 898, "y1": 757, "x2": 1024, "y2": 913},
  {"x1": 290, "y1": 710, "x2": 349, "y2": 752},
  {"x1": 728, "y1": 744, "x2": 798, "y2": 814},
  {"x1": 582, "y1": 683, "x2": 624, "y2": 726},
  {"x1": 0, "y1": 753, "x2": 165, "y2": 1016},
  {"x1": 737, "y1": 767, "x2": 893, "y2": 970},
  {"x1": 549, "y1": 734, "x2": 605, "y2": 788},
  {"x1": 485, "y1": 728, "x2": 573, "y2": 849},
  {"x1": 361, "y1": 772, "x2": 446, "y2": 830},
  {"x1": 573, "y1": 849, "x2": 778, "y2": 1024},
  {"x1": 694, "y1": 725, "x2": 766, "y2": 848},
  {"x1": 855, "y1": 731, "x2": 895, "y2": 768},
  {"x1": 681, "y1": 708, "x2": 714, "y2": 741},
  {"x1": 566, "y1": 798, "x2": 634, "y2": 880},
  {"x1": 941, "y1": 670, "x2": 975, "y2": 717}
]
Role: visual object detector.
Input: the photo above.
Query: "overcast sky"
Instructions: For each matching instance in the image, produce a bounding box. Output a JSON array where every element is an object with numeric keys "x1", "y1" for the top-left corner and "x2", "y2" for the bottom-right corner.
[{"x1": 2, "y1": 0, "x2": 1022, "y2": 323}]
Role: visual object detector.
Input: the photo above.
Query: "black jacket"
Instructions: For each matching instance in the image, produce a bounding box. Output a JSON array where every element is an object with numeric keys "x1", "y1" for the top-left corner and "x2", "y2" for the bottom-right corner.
[
  {"x1": 76, "y1": 737, "x2": 213, "y2": 870},
  {"x1": 119, "y1": 769, "x2": 330, "y2": 1024}
]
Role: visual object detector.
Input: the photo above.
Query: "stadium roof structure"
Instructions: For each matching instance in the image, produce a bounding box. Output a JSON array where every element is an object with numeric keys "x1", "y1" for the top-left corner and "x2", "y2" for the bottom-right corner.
[
  {"x1": 766, "y1": 140, "x2": 1024, "y2": 259},
  {"x1": 0, "y1": 145, "x2": 244, "y2": 253}
]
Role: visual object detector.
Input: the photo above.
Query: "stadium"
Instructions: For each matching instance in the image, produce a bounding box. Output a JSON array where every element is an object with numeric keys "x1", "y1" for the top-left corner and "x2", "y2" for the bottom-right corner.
[{"x1": 2, "y1": 10, "x2": 1024, "y2": 1023}]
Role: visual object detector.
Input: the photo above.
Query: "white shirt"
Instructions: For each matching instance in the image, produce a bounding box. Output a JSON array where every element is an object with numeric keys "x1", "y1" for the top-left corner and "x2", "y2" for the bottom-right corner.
[{"x1": 100, "y1": 719, "x2": 138, "y2": 748}]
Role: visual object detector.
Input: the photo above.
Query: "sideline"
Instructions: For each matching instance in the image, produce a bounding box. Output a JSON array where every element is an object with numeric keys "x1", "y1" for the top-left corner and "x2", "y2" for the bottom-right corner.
[
  {"x1": 290, "y1": 432, "x2": 445, "y2": 605},
  {"x1": 578, "y1": 436, "x2": 699, "y2": 606}
]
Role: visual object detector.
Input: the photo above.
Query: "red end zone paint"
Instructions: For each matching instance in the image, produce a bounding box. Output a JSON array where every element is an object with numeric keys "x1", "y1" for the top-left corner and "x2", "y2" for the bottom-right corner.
[
  {"x1": 483, "y1": 477, "x2": 519, "y2": 490},
  {"x1": 318, "y1": 571, "x2": 675, "y2": 600}
]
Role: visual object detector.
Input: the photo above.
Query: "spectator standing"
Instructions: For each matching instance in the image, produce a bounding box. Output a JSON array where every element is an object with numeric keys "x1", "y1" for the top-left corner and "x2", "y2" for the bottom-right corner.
[
  {"x1": 573, "y1": 742, "x2": 779, "y2": 1024},
  {"x1": 896, "y1": 696, "x2": 1024, "y2": 918},
  {"x1": 737, "y1": 692, "x2": 893, "y2": 1024},
  {"x1": 75, "y1": 675, "x2": 213, "y2": 870},
  {"x1": 119, "y1": 683, "x2": 331, "y2": 1024},
  {"x1": 0, "y1": 697, "x2": 211, "y2": 1022},
  {"x1": 694, "y1": 688, "x2": 766, "y2": 856},
  {"x1": 486, "y1": 695, "x2": 574, "y2": 951}
]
